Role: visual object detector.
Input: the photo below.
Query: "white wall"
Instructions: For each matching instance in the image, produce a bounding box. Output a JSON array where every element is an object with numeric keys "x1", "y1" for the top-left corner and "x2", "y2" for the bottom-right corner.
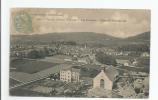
[{"x1": 93, "y1": 70, "x2": 113, "y2": 90}]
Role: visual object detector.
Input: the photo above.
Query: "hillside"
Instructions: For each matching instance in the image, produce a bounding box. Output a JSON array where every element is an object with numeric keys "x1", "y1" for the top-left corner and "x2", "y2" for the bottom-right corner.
[
  {"x1": 11, "y1": 31, "x2": 150, "y2": 46},
  {"x1": 125, "y1": 32, "x2": 150, "y2": 41}
]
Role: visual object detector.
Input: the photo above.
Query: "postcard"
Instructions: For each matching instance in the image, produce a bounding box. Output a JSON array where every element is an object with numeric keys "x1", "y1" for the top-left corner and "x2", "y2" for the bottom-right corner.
[{"x1": 10, "y1": 8, "x2": 150, "y2": 98}]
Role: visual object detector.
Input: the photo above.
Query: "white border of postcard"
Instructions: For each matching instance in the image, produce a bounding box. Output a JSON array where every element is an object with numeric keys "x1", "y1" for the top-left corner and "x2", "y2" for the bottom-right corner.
[{"x1": 1, "y1": 0, "x2": 158, "y2": 100}]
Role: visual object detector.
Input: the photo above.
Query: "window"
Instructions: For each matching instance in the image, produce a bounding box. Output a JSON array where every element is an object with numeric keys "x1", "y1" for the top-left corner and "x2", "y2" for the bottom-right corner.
[{"x1": 100, "y1": 79, "x2": 104, "y2": 88}]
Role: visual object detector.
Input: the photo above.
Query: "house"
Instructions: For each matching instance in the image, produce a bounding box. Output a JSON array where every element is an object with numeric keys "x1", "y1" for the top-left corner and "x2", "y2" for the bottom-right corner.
[
  {"x1": 116, "y1": 59, "x2": 131, "y2": 66},
  {"x1": 141, "y1": 52, "x2": 150, "y2": 57},
  {"x1": 60, "y1": 68, "x2": 80, "y2": 83},
  {"x1": 92, "y1": 66, "x2": 119, "y2": 90},
  {"x1": 77, "y1": 57, "x2": 90, "y2": 64},
  {"x1": 87, "y1": 66, "x2": 120, "y2": 97}
]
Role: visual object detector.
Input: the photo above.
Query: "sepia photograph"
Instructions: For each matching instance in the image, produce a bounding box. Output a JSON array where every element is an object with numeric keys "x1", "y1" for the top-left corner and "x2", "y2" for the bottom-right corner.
[{"x1": 9, "y1": 8, "x2": 150, "y2": 98}]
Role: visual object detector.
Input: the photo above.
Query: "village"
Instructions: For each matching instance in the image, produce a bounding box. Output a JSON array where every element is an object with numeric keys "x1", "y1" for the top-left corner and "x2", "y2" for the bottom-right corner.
[{"x1": 9, "y1": 42, "x2": 149, "y2": 98}]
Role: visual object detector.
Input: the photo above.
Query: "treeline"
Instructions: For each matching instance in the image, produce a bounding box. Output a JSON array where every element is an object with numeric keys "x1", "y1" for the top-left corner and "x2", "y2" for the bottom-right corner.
[
  {"x1": 27, "y1": 47, "x2": 55, "y2": 59},
  {"x1": 27, "y1": 50, "x2": 46, "y2": 59},
  {"x1": 51, "y1": 41, "x2": 77, "y2": 46},
  {"x1": 136, "y1": 58, "x2": 150, "y2": 73},
  {"x1": 115, "y1": 44, "x2": 150, "y2": 52},
  {"x1": 12, "y1": 40, "x2": 78, "y2": 46}
]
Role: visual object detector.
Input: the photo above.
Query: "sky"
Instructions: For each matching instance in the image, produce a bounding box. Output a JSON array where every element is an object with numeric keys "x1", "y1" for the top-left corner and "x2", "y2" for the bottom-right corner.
[{"x1": 11, "y1": 8, "x2": 150, "y2": 38}]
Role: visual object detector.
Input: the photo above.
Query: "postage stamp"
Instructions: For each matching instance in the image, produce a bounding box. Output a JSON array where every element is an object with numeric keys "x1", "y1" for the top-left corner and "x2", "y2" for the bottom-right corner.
[{"x1": 13, "y1": 11, "x2": 33, "y2": 34}]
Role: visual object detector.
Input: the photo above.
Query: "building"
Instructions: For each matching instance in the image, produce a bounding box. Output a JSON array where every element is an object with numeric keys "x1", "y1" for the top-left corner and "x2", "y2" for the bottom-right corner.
[
  {"x1": 60, "y1": 68, "x2": 80, "y2": 83},
  {"x1": 9, "y1": 63, "x2": 73, "y2": 89},
  {"x1": 92, "y1": 66, "x2": 119, "y2": 90},
  {"x1": 116, "y1": 59, "x2": 131, "y2": 66},
  {"x1": 77, "y1": 56, "x2": 91, "y2": 64},
  {"x1": 87, "y1": 66, "x2": 119, "y2": 97},
  {"x1": 141, "y1": 52, "x2": 150, "y2": 57},
  {"x1": 93, "y1": 70, "x2": 113, "y2": 90}
]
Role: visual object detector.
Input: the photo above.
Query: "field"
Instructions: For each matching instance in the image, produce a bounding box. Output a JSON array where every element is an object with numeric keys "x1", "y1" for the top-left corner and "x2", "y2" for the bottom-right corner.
[
  {"x1": 38, "y1": 55, "x2": 72, "y2": 63},
  {"x1": 10, "y1": 88, "x2": 47, "y2": 96},
  {"x1": 10, "y1": 58, "x2": 58, "y2": 74}
]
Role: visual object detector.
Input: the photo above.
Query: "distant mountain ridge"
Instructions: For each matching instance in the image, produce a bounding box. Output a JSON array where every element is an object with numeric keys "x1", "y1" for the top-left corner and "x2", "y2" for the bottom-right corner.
[
  {"x1": 11, "y1": 31, "x2": 150, "y2": 46},
  {"x1": 125, "y1": 32, "x2": 150, "y2": 41},
  {"x1": 11, "y1": 32, "x2": 119, "y2": 46}
]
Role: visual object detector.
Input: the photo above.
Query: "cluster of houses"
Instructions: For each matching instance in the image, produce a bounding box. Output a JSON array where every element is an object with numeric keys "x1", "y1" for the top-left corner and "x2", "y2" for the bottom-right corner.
[
  {"x1": 11, "y1": 44, "x2": 149, "y2": 63},
  {"x1": 59, "y1": 61, "x2": 149, "y2": 97},
  {"x1": 10, "y1": 43, "x2": 149, "y2": 97},
  {"x1": 59, "y1": 64, "x2": 119, "y2": 96},
  {"x1": 116, "y1": 59, "x2": 138, "y2": 67}
]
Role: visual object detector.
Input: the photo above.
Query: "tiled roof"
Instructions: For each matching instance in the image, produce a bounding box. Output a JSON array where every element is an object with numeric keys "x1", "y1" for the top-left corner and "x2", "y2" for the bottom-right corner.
[
  {"x1": 92, "y1": 66, "x2": 119, "y2": 81},
  {"x1": 60, "y1": 67, "x2": 81, "y2": 73},
  {"x1": 71, "y1": 68, "x2": 80, "y2": 73},
  {"x1": 104, "y1": 67, "x2": 119, "y2": 81}
]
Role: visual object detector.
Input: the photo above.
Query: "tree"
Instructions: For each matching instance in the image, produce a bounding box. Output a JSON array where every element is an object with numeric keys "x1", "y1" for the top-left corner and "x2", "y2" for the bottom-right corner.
[
  {"x1": 43, "y1": 47, "x2": 50, "y2": 56},
  {"x1": 118, "y1": 84, "x2": 136, "y2": 98},
  {"x1": 95, "y1": 52, "x2": 117, "y2": 66},
  {"x1": 27, "y1": 50, "x2": 45, "y2": 59},
  {"x1": 143, "y1": 77, "x2": 149, "y2": 95}
]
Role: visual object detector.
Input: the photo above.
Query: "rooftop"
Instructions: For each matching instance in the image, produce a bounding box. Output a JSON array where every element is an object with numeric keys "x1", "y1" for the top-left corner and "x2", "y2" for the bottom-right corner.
[
  {"x1": 93, "y1": 66, "x2": 119, "y2": 81},
  {"x1": 61, "y1": 67, "x2": 81, "y2": 73}
]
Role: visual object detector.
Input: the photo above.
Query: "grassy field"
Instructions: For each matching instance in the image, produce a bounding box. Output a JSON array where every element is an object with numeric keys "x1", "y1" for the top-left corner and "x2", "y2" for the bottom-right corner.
[
  {"x1": 10, "y1": 59, "x2": 58, "y2": 74},
  {"x1": 10, "y1": 88, "x2": 47, "y2": 96},
  {"x1": 38, "y1": 55, "x2": 72, "y2": 63}
]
